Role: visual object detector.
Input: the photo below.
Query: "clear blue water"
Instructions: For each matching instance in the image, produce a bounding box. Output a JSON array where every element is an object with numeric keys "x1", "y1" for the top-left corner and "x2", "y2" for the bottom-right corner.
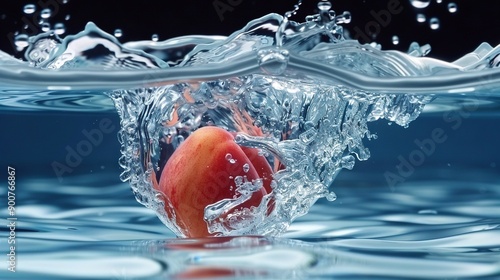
[{"x1": 1, "y1": 2, "x2": 500, "y2": 279}]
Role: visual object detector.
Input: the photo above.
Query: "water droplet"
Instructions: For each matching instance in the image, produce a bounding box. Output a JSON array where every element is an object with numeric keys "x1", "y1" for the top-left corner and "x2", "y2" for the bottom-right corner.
[
  {"x1": 317, "y1": 1, "x2": 332, "y2": 11},
  {"x1": 14, "y1": 34, "x2": 29, "y2": 51},
  {"x1": 436, "y1": 0, "x2": 442, "y2": 3},
  {"x1": 448, "y1": 2, "x2": 457, "y2": 13},
  {"x1": 243, "y1": 163, "x2": 250, "y2": 173},
  {"x1": 392, "y1": 35, "x2": 400, "y2": 45},
  {"x1": 114, "y1": 29, "x2": 123, "y2": 38},
  {"x1": 410, "y1": 0, "x2": 431, "y2": 9},
  {"x1": 65, "y1": 14, "x2": 71, "y2": 21},
  {"x1": 62, "y1": 0, "x2": 69, "y2": 3},
  {"x1": 40, "y1": 8, "x2": 52, "y2": 19},
  {"x1": 151, "y1": 34, "x2": 159, "y2": 42},
  {"x1": 23, "y1": 4, "x2": 36, "y2": 15},
  {"x1": 257, "y1": 47, "x2": 290, "y2": 75},
  {"x1": 326, "y1": 191, "x2": 337, "y2": 201},
  {"x1": 54, "y1": 23, "x2": 66, "y2": 35},
  {"x1": 429, "y1": 17, "x2": 440, "y2": 30},
  {"x1": 416, "y1": 13, "x2": 426, "y2": 23},
  {"x1": 41, "y1": 22, "x2": 51, "y2": 32}
]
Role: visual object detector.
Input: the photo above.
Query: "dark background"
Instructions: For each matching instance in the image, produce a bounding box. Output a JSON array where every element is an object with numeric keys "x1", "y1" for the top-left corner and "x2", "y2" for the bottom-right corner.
[
  {"x1": 0, "y1": 0, "x2": 499, "y2": 61},
  {"x1": 0, "y1": 0, "x2": 498, "y2": 186}
]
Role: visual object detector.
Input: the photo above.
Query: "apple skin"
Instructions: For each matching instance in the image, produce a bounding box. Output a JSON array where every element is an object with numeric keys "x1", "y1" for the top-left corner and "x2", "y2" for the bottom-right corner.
[{"x1": 157, "y1": 126, "x2": 271, "y2": 238}]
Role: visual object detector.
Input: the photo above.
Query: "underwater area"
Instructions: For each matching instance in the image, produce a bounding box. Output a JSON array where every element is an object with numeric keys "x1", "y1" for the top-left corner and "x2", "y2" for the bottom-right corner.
[{"x1": 1, "y1": 0, "x2": 500, "y2": 279}]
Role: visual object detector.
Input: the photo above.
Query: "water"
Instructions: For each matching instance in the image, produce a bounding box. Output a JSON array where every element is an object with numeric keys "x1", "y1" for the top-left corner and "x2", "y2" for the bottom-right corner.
[
  {"x1": 429, "y1": 17, "x2": 440, "y2": 30},
  {"x1": 1, "y1": 1, "x2": 500, "y2": 279}
]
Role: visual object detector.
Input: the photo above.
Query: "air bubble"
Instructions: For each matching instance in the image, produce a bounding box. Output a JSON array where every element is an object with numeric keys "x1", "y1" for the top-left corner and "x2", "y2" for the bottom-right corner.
[
  {"x1": 410, "y1": 0, "x2": 431, "y2": 9},
  {"x1": 392, "y1": 35, "x2": 400, "y2": 45},
  {"x1": 429, "y1": 17, "x2": 440, "y2": 30},
  {"x1": 40, "y1": 8, "x2": 52, "y2": 19},
  {"x1": 243, "y1": 163, "x2": 250, "y2": 173},
  {"x1": 152, "y1": 34, "x2": 159, "y2": 42},
  {"x1": 234, "y1": 134, "x2": 244, "y2": 144},
  {"x1": 54, "y1": 23, "x2": 66, "y2": 35},
  {"x1": 175, "y1": 135, "x2": 184, "y2": 145},
  {"x1": 416, "y1": 13, "x2": 426, "y2": 23},
  {"x1": 448, "y1": 2, "x2": 457, "y2": 13},
  {"x1": 114, "y1": 29, "x2": 123, "y2": 38},
  {"x1": 225, "y1": 153, "x2": 236, "y2": 164},
  {"x1": 23, "y1": 4, "x2": 36, "y2": 15}
]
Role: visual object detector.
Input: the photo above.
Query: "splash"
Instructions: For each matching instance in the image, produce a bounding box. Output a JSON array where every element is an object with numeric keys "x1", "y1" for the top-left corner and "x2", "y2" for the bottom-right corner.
[{"x1": 1, "y1": 1, "x2": 500, "y2": 237}]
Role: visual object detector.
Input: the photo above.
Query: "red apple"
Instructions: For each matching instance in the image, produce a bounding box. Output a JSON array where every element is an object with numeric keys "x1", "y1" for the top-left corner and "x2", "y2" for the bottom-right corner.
[{"x1": 157, "y1": 126, "x2": 273, "y2": 238}]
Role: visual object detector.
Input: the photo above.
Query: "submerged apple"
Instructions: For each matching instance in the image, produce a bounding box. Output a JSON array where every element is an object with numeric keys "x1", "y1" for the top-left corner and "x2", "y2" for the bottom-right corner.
[{"x1": 157, "y1": 126, "x2": 274, "y2": 238}]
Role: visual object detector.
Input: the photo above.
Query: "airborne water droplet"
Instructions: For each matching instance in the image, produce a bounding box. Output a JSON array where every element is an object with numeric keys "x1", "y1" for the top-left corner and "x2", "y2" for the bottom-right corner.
[
  {"x1": 436, "y1": 0, "x2": 442, "y2": 3},
  {"x1": 40, "y1": 8, "x2": 52, "y2": 19},
  {"x1": 41, "y1": 22, "x2": 51, "y2": 32},
  {"x1": 23, "y1": 4, "x2": 36, "y2": 15},
  {"x1": 317, "y1": 1, "x2": 332, "y2": 11},
  {"x1": 54, "y1": 23, "x2": 66, "y2": 35},
  {"x1": 448, "y1": 2, "x2": 457, "y2": 13},
  {"x1": 114, "y1": 29, "x2": 123, "y2": 38},
  {"x1": 151, "y1": 34, "x2": 159, "y2": 42},
  {"x1": 410, "y1": 0, "x2": 431, "y2": 9},
  {"x1": 429, "y1": 17, "x2": 440, "y2": 30},
  {"x1": 416, "y1": 13, "x2": 426, "y2": 23},
  {"x1": 392, "y1": 35, "x2": 400, "y2": 45},
  {"x1": 14, "y1": 34, "x2": 29, "y2": 51}
]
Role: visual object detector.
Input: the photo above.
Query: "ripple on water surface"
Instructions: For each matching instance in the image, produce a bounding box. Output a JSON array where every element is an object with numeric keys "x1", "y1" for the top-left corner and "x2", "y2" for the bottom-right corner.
[{"x1": 1, "y1": 173, "x2": 499, "y2": 279}]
